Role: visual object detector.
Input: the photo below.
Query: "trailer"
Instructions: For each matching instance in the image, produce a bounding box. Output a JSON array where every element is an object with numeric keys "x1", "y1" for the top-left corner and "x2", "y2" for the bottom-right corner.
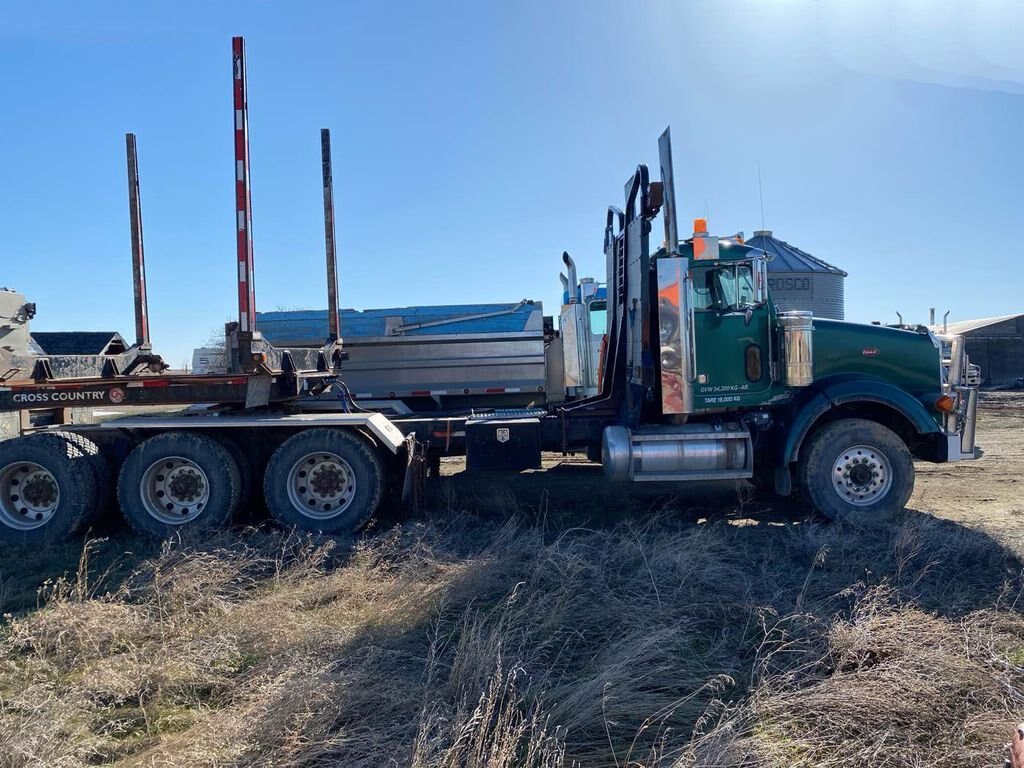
[{"x1": 0, "y1": 37, "x2": 980, "y2": 544}]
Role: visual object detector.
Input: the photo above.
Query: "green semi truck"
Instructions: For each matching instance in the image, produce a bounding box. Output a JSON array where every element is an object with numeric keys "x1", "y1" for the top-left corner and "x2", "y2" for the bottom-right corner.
[
  {"x1": 0, "y1": 41, "x2": 979, "y2": 541},
  {"x1": 559, "y1": 129, "x2": 979, "y2": 524}
]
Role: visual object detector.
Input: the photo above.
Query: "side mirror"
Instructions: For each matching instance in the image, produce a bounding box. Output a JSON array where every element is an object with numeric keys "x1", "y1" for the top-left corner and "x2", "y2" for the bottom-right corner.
[{"x1": 755, "y1": 257, "x2": 769, "y2": 304}]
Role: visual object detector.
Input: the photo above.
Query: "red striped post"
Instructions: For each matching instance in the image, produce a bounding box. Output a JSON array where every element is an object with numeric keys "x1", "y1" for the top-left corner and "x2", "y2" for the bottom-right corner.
[{"x1": 232, "y1": 36, "x2": 256, "y2": 339}]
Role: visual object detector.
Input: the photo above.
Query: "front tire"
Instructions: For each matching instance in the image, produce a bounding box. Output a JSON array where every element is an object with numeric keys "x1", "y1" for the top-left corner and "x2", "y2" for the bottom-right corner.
[
  {"x1": 263, "y1": 428, "x2": 383, "y2": 534},
  {"x1": 798, "y1": 418, "x2": 914, "y2": 524},
  {"x1": 117, "y1": 431, "x2": 242, "y2": 538}
]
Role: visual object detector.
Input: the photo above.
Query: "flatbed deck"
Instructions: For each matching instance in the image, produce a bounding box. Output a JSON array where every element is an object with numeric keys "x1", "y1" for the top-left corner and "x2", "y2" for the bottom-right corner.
[{"x1": 0, "y1": 370, "x2": 335, "y2": 413}]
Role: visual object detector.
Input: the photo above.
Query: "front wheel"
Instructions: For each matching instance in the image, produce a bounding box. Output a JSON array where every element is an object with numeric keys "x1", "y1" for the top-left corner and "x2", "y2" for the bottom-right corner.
[
  {"x1": 798, "y1": 418, "x2": 914, "y2": 524},
  {"x1": 263, "y1": 428, "x2": 383, "y2": 534}
]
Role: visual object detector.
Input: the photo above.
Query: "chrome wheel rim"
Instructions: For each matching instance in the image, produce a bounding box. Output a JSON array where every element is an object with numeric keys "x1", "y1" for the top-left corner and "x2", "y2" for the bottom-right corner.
[
  {"x1": 287, "y1": 452, "x2": 356, "y2": 520},
  {"x1": 0, "y1": 461, "x2": 60, "y2": 531},
  {"x1": 140, "y1": 456, "x2": 210, "y2": 525},
  {"x1": 831, "y1": 444, "x2": 893, "y2": 507}
]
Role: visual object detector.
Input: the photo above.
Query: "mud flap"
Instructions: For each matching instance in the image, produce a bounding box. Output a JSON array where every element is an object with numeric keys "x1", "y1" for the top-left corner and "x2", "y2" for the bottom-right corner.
[
  {"x1": 244, "y1": 374, "x2": 272, "y2": 408},
  {"x1": 774, "y1": 465, "x2": 793, "y2": 496},
  {"x1": 401, "y1": 434, "x2": 427, "y2": 512}
]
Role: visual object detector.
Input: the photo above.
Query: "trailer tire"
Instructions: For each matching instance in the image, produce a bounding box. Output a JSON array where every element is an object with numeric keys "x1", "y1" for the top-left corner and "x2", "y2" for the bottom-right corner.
[
  {"x1": 215, "y1": 434, "x2": 256, "y2": 516},
  {"x1": 51, "y1": 432, "x2": 114, "y2": 522},
  {"x1": 798, "y1": 418, "x2": 914, "y2": 524},
  {"x1": 264, "y1": 428, "x2": 383, "y2": 534},
  {"x1": 117, "y1": 431, "x2": 241, "y2": 538},
  {"x1": 0, "y1": 433, "x2": 98, "y2": 544}
]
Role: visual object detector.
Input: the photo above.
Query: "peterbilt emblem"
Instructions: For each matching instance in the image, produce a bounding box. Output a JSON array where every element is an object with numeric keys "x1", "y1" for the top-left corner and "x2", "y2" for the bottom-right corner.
[
  {"x1": 496, "y1": 428, "x2": 510, "y2": 443},
  {"x1": 109, "y1": 387, "x2": 126, "y2": 404},
  {"x1": 861, "y1": 347, "x2": 880, "y2": 357}
]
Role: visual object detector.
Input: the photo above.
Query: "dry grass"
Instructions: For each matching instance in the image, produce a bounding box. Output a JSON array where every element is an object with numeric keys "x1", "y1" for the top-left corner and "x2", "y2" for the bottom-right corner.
[{"x1": 1, "y1": 499, "x2": 1023, "y2": 767}]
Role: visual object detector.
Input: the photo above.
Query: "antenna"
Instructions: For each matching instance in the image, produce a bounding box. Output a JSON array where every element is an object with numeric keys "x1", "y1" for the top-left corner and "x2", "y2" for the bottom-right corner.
[{"x1": 757, "y1": 160, "x2": 766, "y2": 232}]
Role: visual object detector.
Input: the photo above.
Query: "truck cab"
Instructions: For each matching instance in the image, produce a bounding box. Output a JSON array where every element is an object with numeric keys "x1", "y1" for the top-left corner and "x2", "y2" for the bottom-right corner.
[{"x1": 669, "y1": 229, "x2": 778, "y2": 412}]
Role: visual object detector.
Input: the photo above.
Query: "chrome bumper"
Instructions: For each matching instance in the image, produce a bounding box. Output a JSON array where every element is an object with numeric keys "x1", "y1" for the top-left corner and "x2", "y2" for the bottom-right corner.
[
  {"x1": 942, "y1": 386, "x2": 979, "y2": 461},
  {"x1": 942, "y1": 335, "x2": 980, "y2": 461}
]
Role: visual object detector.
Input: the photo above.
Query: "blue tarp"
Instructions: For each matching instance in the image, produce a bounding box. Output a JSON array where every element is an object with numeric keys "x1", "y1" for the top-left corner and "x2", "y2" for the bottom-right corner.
[{"x1": 257, "y1": 302, "x2": 538, "y2": 347}]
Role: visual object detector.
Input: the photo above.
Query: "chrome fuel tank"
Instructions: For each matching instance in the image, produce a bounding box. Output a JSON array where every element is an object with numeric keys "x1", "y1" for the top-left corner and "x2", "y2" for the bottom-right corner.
[{"x1": 602, "y1": 423, "x2": 752, "y2": 482}]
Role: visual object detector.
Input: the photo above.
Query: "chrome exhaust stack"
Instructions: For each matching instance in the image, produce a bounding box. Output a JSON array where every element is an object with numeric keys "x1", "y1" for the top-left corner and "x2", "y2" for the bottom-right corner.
[
  {"x1": 655, "y1": 128, "x2": 695, "y2": 416},
  {"x1": 562, "y1": 252, "x2": 578, "y2": 301},
  {"x1": 560, "y1": 253, "x2": 596, "y2": 396}
]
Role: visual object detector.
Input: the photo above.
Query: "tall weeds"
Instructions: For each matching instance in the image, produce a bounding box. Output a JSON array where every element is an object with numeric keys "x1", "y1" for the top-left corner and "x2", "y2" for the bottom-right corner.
[{"x1": 0, "y1": 512, "x2": 1021, "y2": 767}]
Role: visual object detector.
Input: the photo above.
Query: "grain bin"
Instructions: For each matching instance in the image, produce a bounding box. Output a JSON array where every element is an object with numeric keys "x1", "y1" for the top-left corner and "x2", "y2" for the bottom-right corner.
[{"x1": 745, "y1": 231, "x2": 846, "y2": 320}]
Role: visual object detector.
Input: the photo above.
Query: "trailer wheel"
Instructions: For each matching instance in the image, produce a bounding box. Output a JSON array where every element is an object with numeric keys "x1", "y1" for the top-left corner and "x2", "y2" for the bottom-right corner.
[
  {"x1": 0, "y1": 433, "x2": 98, "y2": 544},
  {"x1": 215, "y1": 435, "x2": 257, "y2": 515},
  {"x1": 117, "y1": 431, "x2": 241, "y2": 538},
  {"x1": 51, "y1": 432, "x2": 114, "y2": 520},
  {"x1": 798, "y1": 418, "x2": 914, "y2": 524},
  {"x1": 263, "y1": 428, "x2": 383, "y2": 534}
]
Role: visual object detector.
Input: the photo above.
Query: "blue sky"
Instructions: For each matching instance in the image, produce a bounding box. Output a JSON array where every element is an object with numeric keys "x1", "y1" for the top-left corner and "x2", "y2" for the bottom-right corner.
[{"x1": 2, "y1": 1, "x2": 1022, "y2": 367}]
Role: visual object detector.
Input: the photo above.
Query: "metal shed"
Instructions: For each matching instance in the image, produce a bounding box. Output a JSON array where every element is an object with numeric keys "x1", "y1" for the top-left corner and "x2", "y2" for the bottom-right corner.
[
  {"x1": 931, "y1": 314, "x2": 1024, "y2": 385},
  {"x1": 746, "y1": 230, "x2": 847, "y2": 320}
]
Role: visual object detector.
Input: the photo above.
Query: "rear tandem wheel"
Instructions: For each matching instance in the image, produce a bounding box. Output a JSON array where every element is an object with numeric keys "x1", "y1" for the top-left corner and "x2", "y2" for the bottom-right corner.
[
  {"x1": 263, "y1": 428, "x2": 384, "y2": 535},
  {"x1": 0, "y1": 432, "x2": 99, "y2": 544},
  {"x1": 117, "y1": 431, "x2": 242, "y2": 538},
  {"x1": 52, "y1": 431, "x2": 114, "y2": 519}
]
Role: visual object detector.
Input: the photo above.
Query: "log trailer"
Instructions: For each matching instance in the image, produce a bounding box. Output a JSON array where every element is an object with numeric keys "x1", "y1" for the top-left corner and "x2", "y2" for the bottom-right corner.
[{"x1": 0, "y1": 38, "x2": 979, "y2": 543}]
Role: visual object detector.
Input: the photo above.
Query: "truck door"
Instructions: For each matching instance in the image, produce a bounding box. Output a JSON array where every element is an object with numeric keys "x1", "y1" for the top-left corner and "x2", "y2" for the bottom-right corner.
[{"x1": 691, "y1": 260, "x2": 773, "y2": 410}]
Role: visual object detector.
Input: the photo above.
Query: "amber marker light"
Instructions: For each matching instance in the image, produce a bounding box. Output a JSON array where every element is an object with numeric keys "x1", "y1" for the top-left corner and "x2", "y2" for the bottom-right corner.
[{"x1": 935, "y1": 394, "x2": 957, "y2": 412}]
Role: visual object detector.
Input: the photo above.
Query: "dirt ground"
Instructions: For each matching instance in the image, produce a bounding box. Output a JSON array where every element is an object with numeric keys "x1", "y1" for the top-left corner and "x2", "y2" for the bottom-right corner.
[{"x1": 914, "y1": 391, "x2": 1024, "y2": 550}]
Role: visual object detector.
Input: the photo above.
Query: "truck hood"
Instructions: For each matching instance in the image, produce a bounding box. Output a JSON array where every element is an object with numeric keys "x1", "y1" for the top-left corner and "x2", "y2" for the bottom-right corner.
[{"x1": 810, "y1": 318, "x2": 941, "y2": 396}]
